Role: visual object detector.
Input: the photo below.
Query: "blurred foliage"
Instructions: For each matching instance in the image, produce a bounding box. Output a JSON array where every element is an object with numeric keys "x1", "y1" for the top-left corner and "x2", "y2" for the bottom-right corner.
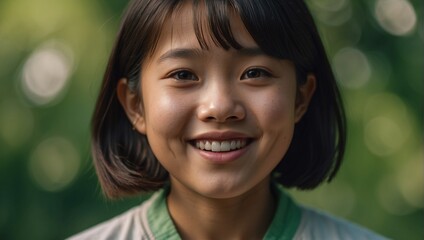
[{"x1": 0, "y1": 0, "x2": 422, "y2": 239}]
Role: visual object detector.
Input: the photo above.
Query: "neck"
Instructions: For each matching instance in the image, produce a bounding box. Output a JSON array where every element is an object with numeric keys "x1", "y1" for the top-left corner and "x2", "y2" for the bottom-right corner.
[{"x1": 167, "y1": 178, "x2": 276, "y2": 240}]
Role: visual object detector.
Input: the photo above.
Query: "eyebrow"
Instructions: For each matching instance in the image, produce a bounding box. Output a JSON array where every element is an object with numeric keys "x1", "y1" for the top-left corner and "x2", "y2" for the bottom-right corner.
[{"x1": 157, "y1": 47, "x2": 267, "y2": 63}]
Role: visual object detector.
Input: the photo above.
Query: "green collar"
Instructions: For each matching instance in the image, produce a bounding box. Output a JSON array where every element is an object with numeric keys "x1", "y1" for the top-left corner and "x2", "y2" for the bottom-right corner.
[
  {"x1": 147, "y1": 184, "x2": 301, "y2": 239},
  {"x1": 146, "y1": 186, "x2": 180, "y2": 239},
  {"x1": 263, "y1": 184, "x2": 302, "y2": 239}
]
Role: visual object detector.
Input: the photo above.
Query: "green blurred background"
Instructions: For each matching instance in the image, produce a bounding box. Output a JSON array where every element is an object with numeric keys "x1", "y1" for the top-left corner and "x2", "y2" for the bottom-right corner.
[{"x1": 0, "y1": 0, "x2": 422, "y2": 239}]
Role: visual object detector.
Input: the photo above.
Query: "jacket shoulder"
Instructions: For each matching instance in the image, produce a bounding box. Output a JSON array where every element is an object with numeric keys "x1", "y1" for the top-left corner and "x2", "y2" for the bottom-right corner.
[
  {"x1": 66, "y1": 199, "x2": 155, "y2": 240},
  {"x1": 294, "y1": 207, "x2": 389, "y2": 240}
]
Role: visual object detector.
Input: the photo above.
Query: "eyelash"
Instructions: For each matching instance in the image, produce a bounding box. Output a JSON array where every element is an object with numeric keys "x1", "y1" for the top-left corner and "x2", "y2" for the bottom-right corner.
[
  {"x1": 240, "y1": 68, "x2": 272, "y2": 80},
  {"x1": 169, "y1": 70, "x2": 198, "y2": 81},
  {"x1": 168, "y1": 67, "x2": 273, "y2": 81}
]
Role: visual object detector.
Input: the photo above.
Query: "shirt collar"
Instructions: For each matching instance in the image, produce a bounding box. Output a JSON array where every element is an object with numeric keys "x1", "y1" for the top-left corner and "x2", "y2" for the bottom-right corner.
[{"x1": 147, "y1": 184, "x2": 301, "y2": 239}]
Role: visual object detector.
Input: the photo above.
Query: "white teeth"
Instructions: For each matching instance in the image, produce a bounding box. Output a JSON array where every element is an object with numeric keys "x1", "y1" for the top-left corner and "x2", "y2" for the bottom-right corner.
[
  {"x1": 204, "y1": 141, "x2": 211, "y2": 150},
  {"x1": 194, "y1": 139, "x2": 247, "y2": 152},
  {"x1": 211, "y1": 141, "x2": 220, "y2": 151},
  {"x1": 220, "y1": 141, "x2": 231, "y2": 151},
  {"x1": 231, "y1": 141, "x2": 236, "y2": 149}
]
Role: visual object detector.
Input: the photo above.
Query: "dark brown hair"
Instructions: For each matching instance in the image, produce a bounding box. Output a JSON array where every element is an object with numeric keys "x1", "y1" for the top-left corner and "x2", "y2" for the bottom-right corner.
[{"x1": 92, "y1": 0, "x2": 346, "y2": 198}]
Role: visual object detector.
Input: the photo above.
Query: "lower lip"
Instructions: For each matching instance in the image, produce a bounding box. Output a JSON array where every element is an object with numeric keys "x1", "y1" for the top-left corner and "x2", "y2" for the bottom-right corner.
[{"x1": 193, "y1": 144, "x2": 250, "y2": 164}]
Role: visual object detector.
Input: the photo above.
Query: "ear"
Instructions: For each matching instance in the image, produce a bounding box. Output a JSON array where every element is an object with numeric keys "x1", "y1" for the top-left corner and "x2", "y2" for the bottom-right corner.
[
  {"x1": 295, "y1": 74, "x2": 316, "y2": 123},
  {"x1": 116, "y1": 78, "x2": 146, "y2": 134}
]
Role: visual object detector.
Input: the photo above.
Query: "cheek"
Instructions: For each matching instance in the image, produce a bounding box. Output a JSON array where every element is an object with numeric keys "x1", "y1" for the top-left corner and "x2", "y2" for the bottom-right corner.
[
  {"x1": 250, "y1": 86, "x2": 297, "y2": 161},
  {"x1": 251, "y1": 87, "x2": 297, "y2": 130},
  {"x1": 141, "y1": 88, "x2": 193, "y2": 169},
  {"x1": 143, "y1": 87, "x2": 192, "y2": 138}
]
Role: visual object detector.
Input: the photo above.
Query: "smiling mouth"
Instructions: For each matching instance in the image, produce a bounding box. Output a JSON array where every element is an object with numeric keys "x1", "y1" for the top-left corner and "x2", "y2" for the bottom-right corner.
[{"x1": 190, "y1": 139, "x2": 251, "y2": 152}]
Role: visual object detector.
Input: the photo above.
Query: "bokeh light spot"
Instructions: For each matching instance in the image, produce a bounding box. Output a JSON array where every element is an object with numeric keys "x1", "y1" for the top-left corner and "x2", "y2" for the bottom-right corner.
[
  {"x1": 364, "y1": 117, "x2": 405, "y2": 156},
  {"x1": 21, "y1": 40, "x2": 74, "y2": 106},
  {"x1": 28, "y1": 137, "x2": 80, "y2": 192},
  {"x1": 362, "y1": 93, "x2": 411, "y2": 157},
  {"x1": 333, "y1": 47, "x2": 371, "y2": 89},
  {"x1": 375, "y1": 0, "x2": 417, "y2": 36}
]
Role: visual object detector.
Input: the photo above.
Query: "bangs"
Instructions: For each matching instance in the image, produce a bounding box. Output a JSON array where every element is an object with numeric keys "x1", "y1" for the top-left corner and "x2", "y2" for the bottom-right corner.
[
  {"x1": 235, "y1": 0, "x2": 317, "y2": 71},
  {"x1": 164, "y1": 0, "x2": 317, "y2": 71},
  {"x1": 160, "y1": 0, "x2": 242, "y2": 52},
  {"x1": 190, "y1": 0, "x2": 242, "y2": 50},
  {"x1": 119, "y1": 0, "x2": 319, "y2": 82}
]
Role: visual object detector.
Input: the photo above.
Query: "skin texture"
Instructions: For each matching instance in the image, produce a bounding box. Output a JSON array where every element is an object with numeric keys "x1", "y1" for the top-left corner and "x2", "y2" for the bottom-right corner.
[{"x1": 117, "y1": 3, "x2": 315, "y2": 239}]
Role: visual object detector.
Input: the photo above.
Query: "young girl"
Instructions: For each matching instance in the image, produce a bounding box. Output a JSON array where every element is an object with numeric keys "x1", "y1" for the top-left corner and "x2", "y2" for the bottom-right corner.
[{"x1": 70, "y1": 0, "x2": 387, "y2": 239}]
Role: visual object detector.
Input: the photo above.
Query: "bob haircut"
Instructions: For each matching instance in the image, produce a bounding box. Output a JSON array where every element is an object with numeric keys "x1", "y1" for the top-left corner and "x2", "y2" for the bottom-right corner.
[{"x1": 92, "y1": 0, "x2": 346, "y2": 198}]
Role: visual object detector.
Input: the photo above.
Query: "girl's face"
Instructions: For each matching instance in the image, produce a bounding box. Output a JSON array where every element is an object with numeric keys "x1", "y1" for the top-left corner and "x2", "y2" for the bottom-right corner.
[{"x1": 119, "y1": 4, "x2": 315, "y2": 199}]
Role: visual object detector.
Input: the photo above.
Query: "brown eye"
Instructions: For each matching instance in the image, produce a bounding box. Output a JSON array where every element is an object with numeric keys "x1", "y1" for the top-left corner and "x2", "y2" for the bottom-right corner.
[
  {"x1": 172, "y1": 70, "x2": 198, "y2": 81},
  {"x1": 241, "y1": 68, "x2": 272, "y2": 79}
]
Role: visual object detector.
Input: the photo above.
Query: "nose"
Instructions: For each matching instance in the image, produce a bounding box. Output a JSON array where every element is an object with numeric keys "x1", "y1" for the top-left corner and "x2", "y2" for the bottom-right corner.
[{"x1": 197, "y1": 83, "x2": 246, "y2": 122}]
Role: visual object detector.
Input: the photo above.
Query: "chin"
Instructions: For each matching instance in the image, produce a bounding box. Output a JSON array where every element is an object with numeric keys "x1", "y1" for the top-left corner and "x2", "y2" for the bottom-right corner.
[{"x1": 193, "y1": 179, "x2": 252, "y2": 199}]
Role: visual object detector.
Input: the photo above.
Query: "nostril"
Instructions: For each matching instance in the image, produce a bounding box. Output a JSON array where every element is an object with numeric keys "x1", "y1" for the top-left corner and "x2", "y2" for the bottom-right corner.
[
  {"x1": 227, "y1": 116, "x2": 239, "y2": 120},
  {"x1": 204, "y1": 115, "x2": 240, "y2": 122},
  {"x1": 197, "y1": 101, "x2": 246, "y2": 122}
]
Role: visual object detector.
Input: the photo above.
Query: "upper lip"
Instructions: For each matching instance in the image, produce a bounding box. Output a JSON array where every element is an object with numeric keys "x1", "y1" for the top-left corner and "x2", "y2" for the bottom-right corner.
[{"x1": 189, "y1": 131, "x2": 252, "y2": 141}]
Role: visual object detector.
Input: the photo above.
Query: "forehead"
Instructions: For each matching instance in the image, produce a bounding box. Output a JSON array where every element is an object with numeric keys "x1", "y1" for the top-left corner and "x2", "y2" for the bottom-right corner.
[{"x1": 151, "y1": 2, "x2": 257, "y2": 56}]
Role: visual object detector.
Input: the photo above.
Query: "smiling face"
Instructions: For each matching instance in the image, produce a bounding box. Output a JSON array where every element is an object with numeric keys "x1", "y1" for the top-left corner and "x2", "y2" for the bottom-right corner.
[{"x1": 118, "y1": 3, "x2": 315, "y2": 199}]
